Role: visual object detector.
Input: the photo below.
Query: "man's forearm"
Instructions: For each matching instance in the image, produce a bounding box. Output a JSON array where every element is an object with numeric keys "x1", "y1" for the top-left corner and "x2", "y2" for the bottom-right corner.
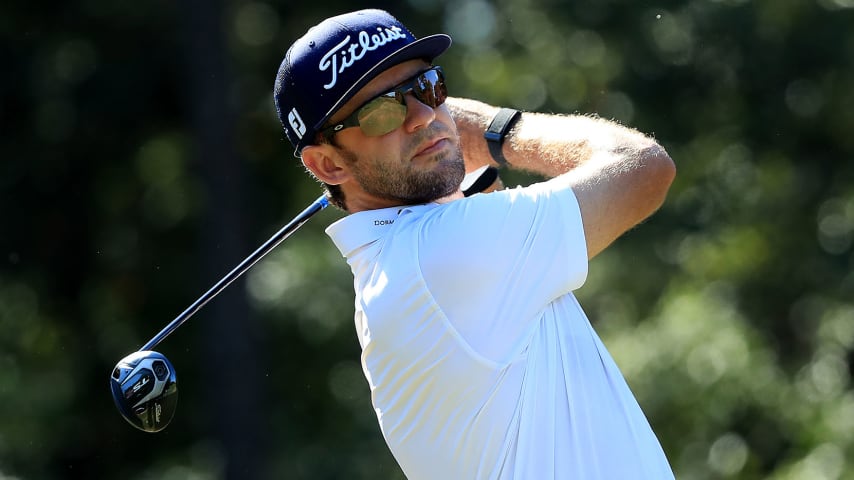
[
  {"x1": 447, "y1": 96, "x2": 676, "y2": 259},
  {"x1": 446, "y1": 97, "x2": 661, "y2": 178}
]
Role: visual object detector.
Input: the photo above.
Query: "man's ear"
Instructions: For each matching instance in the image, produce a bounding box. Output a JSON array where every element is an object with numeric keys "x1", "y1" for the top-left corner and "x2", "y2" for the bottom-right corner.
[{"x1": 301, "y1": 144, "x2": 351, "y2": 185}]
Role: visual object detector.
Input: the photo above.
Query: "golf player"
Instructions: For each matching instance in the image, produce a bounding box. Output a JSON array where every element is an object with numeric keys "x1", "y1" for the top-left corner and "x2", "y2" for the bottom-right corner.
[{"x1": 274, "y1": 9, "x2": 677, "y2": 479}]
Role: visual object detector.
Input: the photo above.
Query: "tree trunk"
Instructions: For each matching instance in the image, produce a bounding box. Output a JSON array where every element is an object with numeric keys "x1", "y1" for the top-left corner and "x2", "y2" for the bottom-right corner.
[{"x1": 178, "y1": 0, "x2": 267, "y2": 477}]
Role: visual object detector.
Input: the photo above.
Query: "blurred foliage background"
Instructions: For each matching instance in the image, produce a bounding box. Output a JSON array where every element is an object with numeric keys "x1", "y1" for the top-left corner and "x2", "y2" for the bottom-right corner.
[{"x1": 2, "y1": 0, "x2": 853, "y2": 478}]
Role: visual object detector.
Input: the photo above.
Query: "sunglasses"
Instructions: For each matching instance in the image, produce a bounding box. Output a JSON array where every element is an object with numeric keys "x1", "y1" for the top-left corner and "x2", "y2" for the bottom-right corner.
[{"x1": 320, "y1": 66, "x2": 447, "y2": 140}]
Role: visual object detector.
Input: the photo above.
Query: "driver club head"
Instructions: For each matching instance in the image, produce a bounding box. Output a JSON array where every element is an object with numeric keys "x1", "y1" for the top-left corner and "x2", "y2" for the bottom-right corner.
[{"x1": 110, "y1": 350, "x2": 178, "y2": 432}]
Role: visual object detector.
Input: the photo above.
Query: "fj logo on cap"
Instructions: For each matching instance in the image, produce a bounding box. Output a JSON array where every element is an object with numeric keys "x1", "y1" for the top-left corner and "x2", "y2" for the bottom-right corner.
[
  {"x1": 288, "y1": 108, "x2": 307, "y2": 139},
  {"x1": 319, "y1": 26, "x2": 408, "y2": 90}
]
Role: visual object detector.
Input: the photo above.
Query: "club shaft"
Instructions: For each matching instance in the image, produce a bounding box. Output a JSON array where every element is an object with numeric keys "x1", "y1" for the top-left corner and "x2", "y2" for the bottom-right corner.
[{"x1": 140, "y1": 195, "x2": 329, "y2": 351}]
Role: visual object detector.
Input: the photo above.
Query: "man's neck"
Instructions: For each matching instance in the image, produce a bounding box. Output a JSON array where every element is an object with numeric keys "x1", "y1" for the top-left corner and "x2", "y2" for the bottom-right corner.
[{"x1": 346, "y1": 188, "x2": 464, "y2": 214}]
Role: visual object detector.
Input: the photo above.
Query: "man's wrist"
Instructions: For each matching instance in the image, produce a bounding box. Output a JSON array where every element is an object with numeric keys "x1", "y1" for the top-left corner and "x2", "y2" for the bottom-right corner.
[{"x1": 484, "y1": 108, "x2": 521, "y2": 167}]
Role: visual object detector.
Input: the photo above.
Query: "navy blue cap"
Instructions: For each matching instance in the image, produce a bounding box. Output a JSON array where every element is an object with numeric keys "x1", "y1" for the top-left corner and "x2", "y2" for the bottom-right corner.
[{"x1": 274, "y1": 9, "x2": 452, "y2": 156}]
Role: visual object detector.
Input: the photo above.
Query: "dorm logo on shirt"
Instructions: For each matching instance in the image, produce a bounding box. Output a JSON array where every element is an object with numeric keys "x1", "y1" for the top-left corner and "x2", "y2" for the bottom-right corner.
[{"x1": 374, "y1": 219, "x2": 394, "y2": 226}]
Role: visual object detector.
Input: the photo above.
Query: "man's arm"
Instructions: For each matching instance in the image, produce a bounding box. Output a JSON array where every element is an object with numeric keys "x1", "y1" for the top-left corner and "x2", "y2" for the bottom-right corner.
[{"x1": 446, "y1": 97, "x2": 676, "y2": 259}]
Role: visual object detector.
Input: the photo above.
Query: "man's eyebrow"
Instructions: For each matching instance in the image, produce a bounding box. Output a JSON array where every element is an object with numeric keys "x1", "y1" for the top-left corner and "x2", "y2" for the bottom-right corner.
[{"x1": 371, "y1": 64, "x2": 431, "y2": 97}]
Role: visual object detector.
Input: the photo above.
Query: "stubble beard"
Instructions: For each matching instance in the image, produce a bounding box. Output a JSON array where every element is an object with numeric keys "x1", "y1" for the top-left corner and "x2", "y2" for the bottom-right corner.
[{"x1": 341, "y1": 131, "x2": 466, "y2": 206}]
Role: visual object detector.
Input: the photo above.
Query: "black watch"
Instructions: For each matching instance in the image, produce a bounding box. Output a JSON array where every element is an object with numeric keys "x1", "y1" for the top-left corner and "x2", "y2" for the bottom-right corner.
[{"x1": 483, "y1": 108, "x2": 521, "y2": 166}]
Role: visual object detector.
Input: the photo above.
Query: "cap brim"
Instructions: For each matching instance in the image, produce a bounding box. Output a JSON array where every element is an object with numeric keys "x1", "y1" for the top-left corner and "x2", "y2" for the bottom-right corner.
[{"x1": 313, "y1": 33, "x2": 452, "y2": 133}]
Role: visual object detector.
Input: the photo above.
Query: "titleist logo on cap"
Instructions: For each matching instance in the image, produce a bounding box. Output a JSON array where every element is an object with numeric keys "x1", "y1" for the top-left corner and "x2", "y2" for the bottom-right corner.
[{"x1": 319, "y1": 26, "x2": 409, "y2": 90}]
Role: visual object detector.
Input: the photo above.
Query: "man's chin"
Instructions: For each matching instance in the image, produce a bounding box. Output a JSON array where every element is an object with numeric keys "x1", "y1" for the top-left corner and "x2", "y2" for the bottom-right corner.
[
  {"x1": 434, "y1": 143, "x2": 465, "y2": 177},
  {"x1": 399, "y1": 167, "x2": 466, "y2": 205}
]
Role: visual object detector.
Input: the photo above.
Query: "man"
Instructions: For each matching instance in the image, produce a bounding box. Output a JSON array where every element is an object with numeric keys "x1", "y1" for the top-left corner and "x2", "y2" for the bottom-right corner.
[{"x1": 274, "y1": 9, "x2": 676, "y2": 479}]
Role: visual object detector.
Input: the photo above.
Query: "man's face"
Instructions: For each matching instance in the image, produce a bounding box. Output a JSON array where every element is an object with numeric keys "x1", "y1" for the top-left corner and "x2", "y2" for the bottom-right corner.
[{"x1": 324, "y1": 59, "x2": 465, "y2": 207}]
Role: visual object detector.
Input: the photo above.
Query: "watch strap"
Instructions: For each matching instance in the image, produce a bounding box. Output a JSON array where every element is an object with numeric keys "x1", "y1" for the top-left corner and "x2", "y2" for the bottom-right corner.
[{"x1": 483, "y1": 108, "x2": 521, "y2": 166}]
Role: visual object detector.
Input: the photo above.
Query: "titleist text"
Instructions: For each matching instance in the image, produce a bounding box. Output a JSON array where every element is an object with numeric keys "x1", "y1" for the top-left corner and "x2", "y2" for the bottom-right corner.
[{"x1": 319, "y1": 26, "x2": 408, "y2": 90}]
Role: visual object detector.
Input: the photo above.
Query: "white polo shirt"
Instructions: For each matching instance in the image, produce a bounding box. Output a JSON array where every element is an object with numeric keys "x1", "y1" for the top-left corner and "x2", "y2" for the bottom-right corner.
[{"x1": 326, "y1": 178, "x2": 674, "y2": 479}]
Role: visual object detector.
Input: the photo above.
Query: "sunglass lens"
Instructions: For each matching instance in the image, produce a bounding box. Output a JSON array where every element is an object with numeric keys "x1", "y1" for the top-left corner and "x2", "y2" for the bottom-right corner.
[
  {"x1": 352, "y1": 68, "x2": 447, "y2": 137},
  {"x1": 357, "y1": 96, "x2": 408, "y2": 136},
  {"x1": 415, "y1": 70, "x2": 447, "y2": 108}
]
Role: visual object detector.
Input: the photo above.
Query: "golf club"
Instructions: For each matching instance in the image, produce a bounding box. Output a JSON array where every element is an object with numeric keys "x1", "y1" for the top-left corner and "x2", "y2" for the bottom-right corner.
[
  {"x1": 109, "y1": 166, "x2": 500, "y2": 433},
  {"x1": 110, "y1": 195, "x2": 329, "y2": 432},
  {"x1": 461, "y1": 166, "x2": 499, "y2": 197}
]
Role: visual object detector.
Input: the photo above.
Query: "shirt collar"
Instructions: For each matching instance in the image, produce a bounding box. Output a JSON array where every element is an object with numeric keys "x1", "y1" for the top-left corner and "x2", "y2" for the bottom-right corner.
[{"x1": 325, "y1": 204, "x2": 435, "y2": 257}]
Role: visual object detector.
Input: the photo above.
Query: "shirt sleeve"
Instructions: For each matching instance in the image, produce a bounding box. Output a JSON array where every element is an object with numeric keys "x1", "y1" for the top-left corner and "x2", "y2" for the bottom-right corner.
[{"x1": 417, "y1": 179, "x2": 588, "y2": 362}]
